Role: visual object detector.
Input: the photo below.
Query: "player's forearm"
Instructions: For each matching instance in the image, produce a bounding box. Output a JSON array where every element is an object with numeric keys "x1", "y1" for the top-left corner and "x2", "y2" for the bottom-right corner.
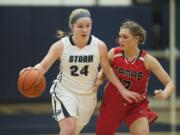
[
  {"x1": 104, "y1": 67, "x2": 125, "y2": 91},
  {"x1": 34, "y1": 63, "x2": 47, "y2": 74},
  {"x1": 164, "y1": 80, "x2": 175, "y2": 98},
  {"x1": 97, "y1": 69, "x2": 106, "y2": 83}
]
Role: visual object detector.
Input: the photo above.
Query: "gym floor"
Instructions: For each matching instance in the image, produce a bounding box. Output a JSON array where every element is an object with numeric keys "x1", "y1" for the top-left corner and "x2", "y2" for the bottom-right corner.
[{"x1": 0, "y1": 98, "x2": 180, "y2": 135}]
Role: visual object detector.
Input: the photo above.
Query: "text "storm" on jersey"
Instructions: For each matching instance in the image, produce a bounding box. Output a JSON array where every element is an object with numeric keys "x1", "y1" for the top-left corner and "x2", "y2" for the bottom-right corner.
[{"x1": 69, "y1": 55, "x2": 93, "y2": 63}]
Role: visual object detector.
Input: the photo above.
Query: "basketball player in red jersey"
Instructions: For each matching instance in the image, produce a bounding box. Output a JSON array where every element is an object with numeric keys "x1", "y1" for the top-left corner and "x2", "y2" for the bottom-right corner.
[{"x1": 95, "y1": 20, "x2": 175, "y2": 135}]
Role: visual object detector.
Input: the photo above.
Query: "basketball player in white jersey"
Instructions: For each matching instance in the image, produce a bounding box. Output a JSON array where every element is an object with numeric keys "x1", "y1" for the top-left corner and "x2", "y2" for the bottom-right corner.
[{"x1": 19, "y1": 8, "x2": 143, "y2": 135}]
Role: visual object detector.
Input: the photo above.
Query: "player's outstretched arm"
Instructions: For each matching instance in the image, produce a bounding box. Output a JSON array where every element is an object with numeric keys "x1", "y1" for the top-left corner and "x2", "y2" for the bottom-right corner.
[
  {"x1": 93, "y1": 48, "x2": 117, "y2": 90},
  {"x1": 98, "y1": 41, "x2": 143, "y2": 103},
  {"x1": 144, "y1": 54, "x2": 175, "y2": 99},
  {"x1": 20, "y1": 41, "x2": 63, "y2": 75}
]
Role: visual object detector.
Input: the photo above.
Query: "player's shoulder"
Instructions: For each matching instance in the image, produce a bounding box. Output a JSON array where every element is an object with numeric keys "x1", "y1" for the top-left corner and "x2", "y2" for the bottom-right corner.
[
  {"x1": 91, "y1": 35, "x2": 105, "y2": 45},
  {"x1": 91, "y1": 35, "x2": 107, "y2": 50},
  {"x1": 144, "y1": 51, "x2": 160, "y2": 70},
  {"x1": 111, "y1": 47, "x2": 123, "y2": 54},
  {"x1": 144, "y1": 50, "x2": 156, "y2": 61},
  {"x1": 140, "y1": 49, "x2": 148, "y2": 56},
  {"x1": 49, "y1": 39, "x2": 64, "y2": 54},
  {"x1": 59, "y1": 36, "x2": 69, "y2": 45}
]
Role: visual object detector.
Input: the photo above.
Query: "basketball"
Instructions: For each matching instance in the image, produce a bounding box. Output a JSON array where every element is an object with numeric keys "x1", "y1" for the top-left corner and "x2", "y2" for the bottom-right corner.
[{"x1": 18, "y1": 69, "x2": 46, "y2": 98}]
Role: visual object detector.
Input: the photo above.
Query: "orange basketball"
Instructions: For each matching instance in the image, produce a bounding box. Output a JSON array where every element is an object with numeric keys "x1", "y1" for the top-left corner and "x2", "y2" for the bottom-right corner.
[{"x1": 18, "y1": 69, "x2": 46, "y2": 98}]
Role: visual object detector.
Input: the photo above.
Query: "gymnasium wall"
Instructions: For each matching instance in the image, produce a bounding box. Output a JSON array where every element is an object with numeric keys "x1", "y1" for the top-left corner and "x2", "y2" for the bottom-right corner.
[{"x1": 0, "y1": 5, "x2": 179, "y2": 102}]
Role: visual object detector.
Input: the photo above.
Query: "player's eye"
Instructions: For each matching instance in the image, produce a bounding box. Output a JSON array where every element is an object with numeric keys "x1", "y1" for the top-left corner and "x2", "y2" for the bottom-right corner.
[
  {"x1": 78, "y1": 25, "x2": 83, "y2": 28},
  {"x1": 86, "y1": 24, "x2": 91, "y2": 28}
]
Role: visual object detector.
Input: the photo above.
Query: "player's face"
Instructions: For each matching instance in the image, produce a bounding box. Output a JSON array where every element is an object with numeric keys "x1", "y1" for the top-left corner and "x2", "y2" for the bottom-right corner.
[
  {"x1": 118, "y1": 28, "x2": 139, "y2": 51},
  {"x1": 71, "y1": 17, "x2": 92, "y2": 39}
]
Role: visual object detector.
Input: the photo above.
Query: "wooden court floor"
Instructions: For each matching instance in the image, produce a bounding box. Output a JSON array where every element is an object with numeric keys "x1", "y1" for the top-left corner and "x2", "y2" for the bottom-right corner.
[
  {"x1": 0, "y1": 98, "x2": 180, "y2": 135},
  {"x1": 37, "y1": 132, "x2": 179, "y2": 135}
]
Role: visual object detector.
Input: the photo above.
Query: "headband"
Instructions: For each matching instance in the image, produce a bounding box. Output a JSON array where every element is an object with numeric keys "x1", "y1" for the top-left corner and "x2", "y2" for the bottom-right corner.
[{"x1": 71, "y1": 12, "x2": 91, "y2": 24}]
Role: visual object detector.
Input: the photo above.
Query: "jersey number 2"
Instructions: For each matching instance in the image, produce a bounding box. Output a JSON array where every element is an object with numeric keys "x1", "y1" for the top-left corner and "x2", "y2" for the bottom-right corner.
[{"x1": 70, "y1": 65, "x2": 89, "y2": 76}]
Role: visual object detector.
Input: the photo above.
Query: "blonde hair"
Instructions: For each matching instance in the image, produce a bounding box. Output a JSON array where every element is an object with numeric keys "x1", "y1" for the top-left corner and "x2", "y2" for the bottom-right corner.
[
  {"x1": 56, "y1": 8, "x2": 91, "y2": 39},
  {"x1": 120, "y1": 20, "x2": 146, "y2": 45},
  {"x1": 56, "y1": 30, "x2": 71, "y2": 39},
  {"x1": 69, "y1": 8, "x2": 91, "y2": 27}
]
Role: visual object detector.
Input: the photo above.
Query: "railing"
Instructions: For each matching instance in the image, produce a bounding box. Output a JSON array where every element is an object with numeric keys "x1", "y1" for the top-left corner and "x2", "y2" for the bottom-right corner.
[
  {"x1": 149, "y1": 48, "x2": 179, "y2": 135},
  {"x1": 148, "y1": 49, "x2": 180, "y2": 59}
]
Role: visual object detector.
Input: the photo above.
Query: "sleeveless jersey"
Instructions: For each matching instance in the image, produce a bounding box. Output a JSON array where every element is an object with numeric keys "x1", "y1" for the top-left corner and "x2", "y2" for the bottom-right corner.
[
  {"x1": 51, "y1": 35, "x2": 100, "y2": 94},
  {"x1": 110, "y1": 47, "x2": 150, "y2": 97}
]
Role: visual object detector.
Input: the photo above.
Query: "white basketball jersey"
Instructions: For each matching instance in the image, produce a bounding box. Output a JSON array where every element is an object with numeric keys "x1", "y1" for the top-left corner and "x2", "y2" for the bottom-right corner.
[{"x1": 51, "y1": 35, "x2": 100, "y2": 94}]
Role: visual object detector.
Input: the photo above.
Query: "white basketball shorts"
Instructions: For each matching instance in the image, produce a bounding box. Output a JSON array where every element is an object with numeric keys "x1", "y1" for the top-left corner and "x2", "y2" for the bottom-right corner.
[{"x1": 50, "y1": 83, "x2": 97, "y2": 133}]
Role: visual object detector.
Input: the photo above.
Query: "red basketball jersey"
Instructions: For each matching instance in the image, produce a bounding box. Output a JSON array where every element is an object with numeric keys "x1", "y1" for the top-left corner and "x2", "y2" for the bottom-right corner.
[{"x1": 111, "y1": 47, "x2": 150, "y2": 96}]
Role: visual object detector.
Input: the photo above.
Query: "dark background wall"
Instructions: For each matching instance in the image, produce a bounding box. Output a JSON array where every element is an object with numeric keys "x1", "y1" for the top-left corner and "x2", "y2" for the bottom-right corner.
[{"x1": 0, "y1": 5, "x2": 179, "y2": 102}]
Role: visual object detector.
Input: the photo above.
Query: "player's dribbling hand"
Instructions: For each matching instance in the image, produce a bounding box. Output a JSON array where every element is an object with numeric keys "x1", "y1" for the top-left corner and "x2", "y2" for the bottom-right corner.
[
  {"x1": 119, "y1": 89, "x2": 144, "y2": 103},
  {"x1": 19, "y1": 67, "x2": 33, "y2": 75},
  {"x1": 154, "y1": 89, "x2": 168, "y2": 100}
]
